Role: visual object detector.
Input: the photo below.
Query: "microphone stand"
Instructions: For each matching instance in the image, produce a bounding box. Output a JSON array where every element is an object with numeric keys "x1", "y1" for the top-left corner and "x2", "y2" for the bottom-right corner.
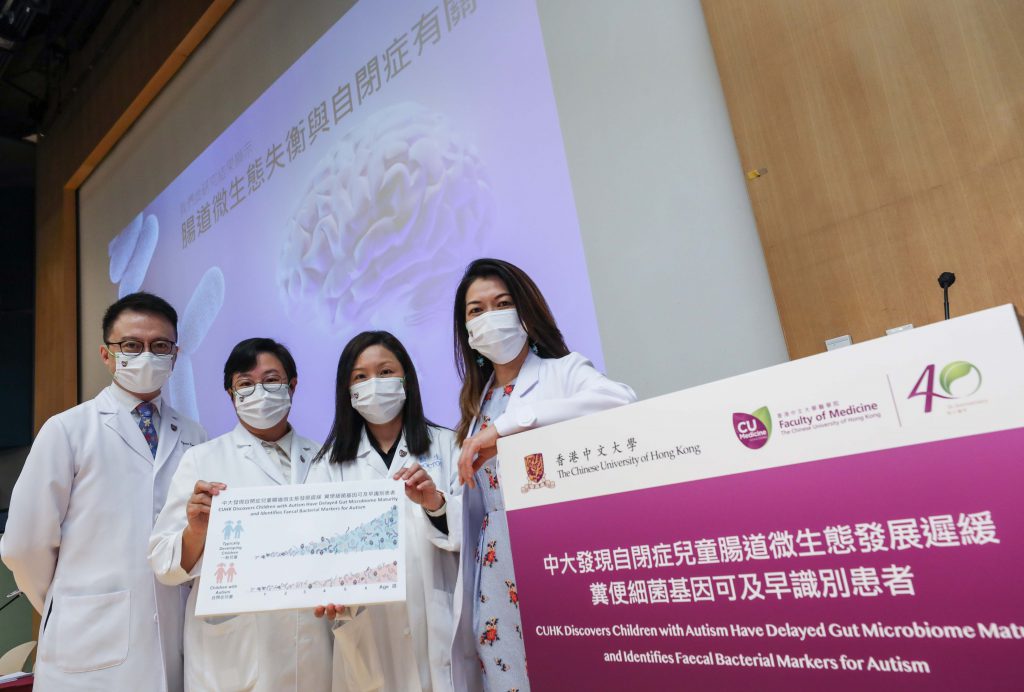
[{"x1": 938, "y1": 272, "x2": 956, "y2": 320}]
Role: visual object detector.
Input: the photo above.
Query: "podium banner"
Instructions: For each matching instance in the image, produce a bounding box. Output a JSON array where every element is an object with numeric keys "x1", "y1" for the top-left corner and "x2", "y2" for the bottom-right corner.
[{"x1": 499, "y1": 305, "x2": 1024, "y2": 691}]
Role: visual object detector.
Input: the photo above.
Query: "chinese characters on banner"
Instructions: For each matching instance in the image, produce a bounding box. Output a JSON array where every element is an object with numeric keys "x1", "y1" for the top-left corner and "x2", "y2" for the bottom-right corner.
[{"x1": 543, "y1": 510, "x2": 998, "y2": 607}]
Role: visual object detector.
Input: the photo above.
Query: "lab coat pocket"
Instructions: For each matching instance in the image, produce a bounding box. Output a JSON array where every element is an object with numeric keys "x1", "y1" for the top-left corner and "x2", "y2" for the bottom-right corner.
[
  {"x1": 54, "y1": 589, "x2": 131, "y2": 673},
  {"x1": 198, "y1": 614, "x2": 259, "y2": 691},
  {"x1": 332, "y1": 609, "x2": 384, "y2": 692}
]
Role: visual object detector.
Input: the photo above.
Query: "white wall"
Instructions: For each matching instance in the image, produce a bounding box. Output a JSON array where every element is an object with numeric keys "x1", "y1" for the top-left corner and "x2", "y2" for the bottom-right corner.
[
  {"x1": 79, "y1": 0, "x2": 787, "y2": 403},
  {"x1": 536, "y1": 0, "x2": 786, "y2": 396}
]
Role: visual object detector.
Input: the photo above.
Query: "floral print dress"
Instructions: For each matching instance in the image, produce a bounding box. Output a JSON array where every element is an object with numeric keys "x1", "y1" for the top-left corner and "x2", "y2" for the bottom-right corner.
[{"x1": 472, "y1": 382, "x2": 529, "y2": 692}]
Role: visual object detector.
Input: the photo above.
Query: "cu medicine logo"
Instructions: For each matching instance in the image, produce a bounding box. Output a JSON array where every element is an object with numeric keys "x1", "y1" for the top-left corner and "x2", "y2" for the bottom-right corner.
[
  {"x1": 908, "y1": 360, "x2": 983, "y2": 413},
  {"x1": 733, "y1": 406, "x2": 772, "y2": 450}
]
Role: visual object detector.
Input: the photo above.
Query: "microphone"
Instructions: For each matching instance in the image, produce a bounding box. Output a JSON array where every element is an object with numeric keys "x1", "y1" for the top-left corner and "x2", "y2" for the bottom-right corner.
[
  {"x1": 0, "y1": 590, "x2": 22, "y2": 615},
  {"x1": 938, "y1": 272, "x2": 956, "y2": 320}
]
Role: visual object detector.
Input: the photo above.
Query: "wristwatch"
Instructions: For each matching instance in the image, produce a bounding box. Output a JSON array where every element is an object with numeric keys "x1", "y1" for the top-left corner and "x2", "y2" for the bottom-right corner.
[{"x1": 424, "y1": 491, "x2": 447, "y2": 517}]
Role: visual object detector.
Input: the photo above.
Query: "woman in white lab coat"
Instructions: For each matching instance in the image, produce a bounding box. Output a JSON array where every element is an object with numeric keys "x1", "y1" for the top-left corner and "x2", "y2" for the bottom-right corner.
[
  {"x1": 450, "y1": 258, "x2": 637, "y2": 691},
  {"x1": 308, "y1": 330, "x2": 462, "y2": 692},
  {"x1": 149, "y1": 337, "x2": 334, "y2": 691}
]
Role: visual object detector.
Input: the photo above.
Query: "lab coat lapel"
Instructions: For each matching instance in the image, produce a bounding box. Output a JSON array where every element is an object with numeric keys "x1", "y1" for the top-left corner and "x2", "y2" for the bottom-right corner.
[
  {"x1": 509, "y1": 350, "x2": 542, "y2": 404},
  {"x1": 233, "y1": 425, "x2": 287, "y2": 485},
  {"x1": 466, "y1": 354, "x2": 540, "y2": 434},
  {"x1": 392, "y1": 432, "x2": 413, "y2": 475},
  {"x1": 154, "y1": 404, "x2": 182, "y2": 472},
  {"x1": 98, "y1": 388, "x2": 157, "y2": 465},
  {"x1": 290, "y1": 434, "x2": 316, "y2": 485}
]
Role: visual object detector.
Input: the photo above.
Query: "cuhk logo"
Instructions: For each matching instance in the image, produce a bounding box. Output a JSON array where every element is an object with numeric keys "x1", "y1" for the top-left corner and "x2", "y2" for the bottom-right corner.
[
  {"x1": 521, "y1": 453, "x2": 555, "y2": 493},
  {"x1": 733, "y1": 407, "x2": 772, "y2": 449},
  {"x1": 908, "y1": 360, "x2": 982, "y2": 413}
]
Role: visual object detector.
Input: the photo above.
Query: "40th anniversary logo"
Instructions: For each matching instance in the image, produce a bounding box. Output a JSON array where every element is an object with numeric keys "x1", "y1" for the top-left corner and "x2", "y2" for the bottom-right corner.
[{"x1": 908, "y1": 360, "x2": 982, "y2": 413}]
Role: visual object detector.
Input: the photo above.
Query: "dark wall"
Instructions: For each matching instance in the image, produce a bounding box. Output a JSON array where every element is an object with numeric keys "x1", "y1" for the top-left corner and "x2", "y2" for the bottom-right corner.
[{"x1": 0, "y1": 137, "x2": 34, "y2": 448}]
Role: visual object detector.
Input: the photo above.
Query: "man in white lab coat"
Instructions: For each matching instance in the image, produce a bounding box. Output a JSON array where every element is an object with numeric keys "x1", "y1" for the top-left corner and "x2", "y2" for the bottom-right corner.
[
  {"x1": 149, "y1": 337, "x2": 334, "y2": 691},
  {"x1": 2, "y1": 292, "x2": 207, "y2": 691}
]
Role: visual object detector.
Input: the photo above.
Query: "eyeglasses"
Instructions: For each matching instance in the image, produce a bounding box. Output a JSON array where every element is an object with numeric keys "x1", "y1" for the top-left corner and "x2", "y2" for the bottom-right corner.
[
  {"x1": 232, "y1": 381, "x2": 288, "y2": 398},
  {"x1": 106, "y1": 339, "x2": 177, "y2": 357}
]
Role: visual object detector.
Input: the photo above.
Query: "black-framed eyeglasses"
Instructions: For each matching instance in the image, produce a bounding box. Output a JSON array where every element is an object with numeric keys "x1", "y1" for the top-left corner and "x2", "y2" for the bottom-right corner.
[
  {"x1": 232, "y1": 381, "x2": 288, "y2": 399},
  {"x1": 106, "y1": 339, "x2": 177, "y2": 357}
]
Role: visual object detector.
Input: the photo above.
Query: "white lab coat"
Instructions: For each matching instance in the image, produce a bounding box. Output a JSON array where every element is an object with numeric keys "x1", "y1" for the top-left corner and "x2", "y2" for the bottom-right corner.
[
  {"x1": 1, "y1": 385, "x2": 207, "y2": 691},
  {"x1": 307, "y1": 425, "x2": 461, "y2": 692},
  {"x1": 148, "y1": 424, "x2": 334, "y2": 692},
  {"x1": 448, "y1": 351, "x2": 637, "y2": 692}
]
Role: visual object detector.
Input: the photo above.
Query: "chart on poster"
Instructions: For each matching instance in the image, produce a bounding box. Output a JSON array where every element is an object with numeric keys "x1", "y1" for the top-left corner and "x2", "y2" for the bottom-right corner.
[{"x1": 195, "y1": 480, "x2": 405, "y2": 616}]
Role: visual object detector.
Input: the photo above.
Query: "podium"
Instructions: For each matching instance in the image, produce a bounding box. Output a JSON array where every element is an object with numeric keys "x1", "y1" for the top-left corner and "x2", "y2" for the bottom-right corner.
[{"x1": 500, "y1": 305, "x2": 1024, "y2": 691}]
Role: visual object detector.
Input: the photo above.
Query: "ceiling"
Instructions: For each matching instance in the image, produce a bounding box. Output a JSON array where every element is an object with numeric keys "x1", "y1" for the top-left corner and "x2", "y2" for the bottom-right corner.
[{"x1": 0, "y1": 0, "x2": 114, "y2": 140}]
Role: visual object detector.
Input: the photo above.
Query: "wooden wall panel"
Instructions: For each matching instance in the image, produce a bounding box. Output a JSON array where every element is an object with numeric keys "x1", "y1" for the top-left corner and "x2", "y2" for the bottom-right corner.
[{"x1": 702, "y1": 0, "x2": 1024, "y2": 357}]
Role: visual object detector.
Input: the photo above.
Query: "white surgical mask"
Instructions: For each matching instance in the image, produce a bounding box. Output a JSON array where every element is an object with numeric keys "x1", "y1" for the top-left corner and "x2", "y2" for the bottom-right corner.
[
  {"x1": 111, "y1": 351, "x2": 174, "y2": 394},
  {"x1": 234, "y1": 385, "x2": 292, "y2": 429},
  {"x1": 467, "y1": 309, "x2": 528, "y2": 365},
  {"x1": 351, "y1": 377, "x2": 406, "y2": 425}
]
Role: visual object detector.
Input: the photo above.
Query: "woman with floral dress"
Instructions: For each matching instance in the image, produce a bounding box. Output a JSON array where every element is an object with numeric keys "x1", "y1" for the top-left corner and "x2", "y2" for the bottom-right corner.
[{"x1": 448, "y1": 258, "x2": 637, "y2": 691}]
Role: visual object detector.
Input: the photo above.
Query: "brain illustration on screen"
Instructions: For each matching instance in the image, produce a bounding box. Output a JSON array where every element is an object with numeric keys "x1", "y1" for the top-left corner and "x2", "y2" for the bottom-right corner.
[
  {"x1": 277, "y1": 102, "x2": 495, "y2": 331},
  {"x1": 108, "y1": 212, "x2": 159, "y2": 298}
]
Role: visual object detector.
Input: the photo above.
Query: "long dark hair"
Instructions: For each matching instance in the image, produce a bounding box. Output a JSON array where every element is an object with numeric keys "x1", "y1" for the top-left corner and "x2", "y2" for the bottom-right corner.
[
  {"x1": 453, "y1": 258, "x2": 569, "y2": 442},
  {"x1": 315, "y1": 331, "x2": 434, "y2": 463}
]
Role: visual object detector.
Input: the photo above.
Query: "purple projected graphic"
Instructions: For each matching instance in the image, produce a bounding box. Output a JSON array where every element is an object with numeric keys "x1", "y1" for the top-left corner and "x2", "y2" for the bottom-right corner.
[
  {"x1": 279, "y1": 102, "x2": 494, "y2": 331},
  {"x1": 104, "y1": 0, "x2": 604, "y2": 438}
]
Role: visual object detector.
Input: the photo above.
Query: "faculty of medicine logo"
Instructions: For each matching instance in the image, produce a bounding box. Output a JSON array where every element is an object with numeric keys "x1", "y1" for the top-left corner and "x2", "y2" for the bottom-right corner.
[
  {"x1": 908, "y1": 360, "x2": 983, "y2": 413},
  {"x1": 521, "y1": 453, "x2": 556, "y2": 493},
  {"x1": 733, "y1": 406, "x2": 772, "y2": 450}
]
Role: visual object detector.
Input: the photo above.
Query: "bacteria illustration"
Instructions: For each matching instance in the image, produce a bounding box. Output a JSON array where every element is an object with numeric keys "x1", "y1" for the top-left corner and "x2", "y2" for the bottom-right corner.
[
  {"x1": 108, "y1": 212, "x2": 159, "y2": 298},
  {"x1": 166, "y1": 266, "x2": 225, "y2": 420}
]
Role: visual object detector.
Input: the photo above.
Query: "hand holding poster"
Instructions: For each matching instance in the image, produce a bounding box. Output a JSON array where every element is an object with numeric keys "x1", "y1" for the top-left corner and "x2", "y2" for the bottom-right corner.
[
  {"x1": 500, "y1": 305, "x2": 1024, "y2": 691},
  {"x1": 195, "y1": 480, "x2": 405, "y2": 616}
]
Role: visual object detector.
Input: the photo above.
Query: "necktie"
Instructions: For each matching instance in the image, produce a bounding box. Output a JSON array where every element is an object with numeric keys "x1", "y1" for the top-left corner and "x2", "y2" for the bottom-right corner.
[{"x1": 136, "y1": 402, "x2": 159, "y2": 458}]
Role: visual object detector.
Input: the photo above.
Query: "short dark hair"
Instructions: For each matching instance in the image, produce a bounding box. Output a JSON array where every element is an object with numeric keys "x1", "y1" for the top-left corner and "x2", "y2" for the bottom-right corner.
[
  {"x1": 315, "y1": 331, "x2": 436, "y2": 464},
  {"x1": 222, "y1": 338, "x2": 298, "y2": 391},
  {"x1": 102, "y1": 292, "x2": 179, "y2": 342}
]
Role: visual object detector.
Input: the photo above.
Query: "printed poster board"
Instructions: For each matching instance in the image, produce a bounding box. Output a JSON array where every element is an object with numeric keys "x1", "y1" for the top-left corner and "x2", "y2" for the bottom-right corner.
[
  {"x1": 500, "y1": 305, "x2": 1024, "y2": 691},
  {"x1": 195, "y1": 479, "x2": 405, "y2": 616}
]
